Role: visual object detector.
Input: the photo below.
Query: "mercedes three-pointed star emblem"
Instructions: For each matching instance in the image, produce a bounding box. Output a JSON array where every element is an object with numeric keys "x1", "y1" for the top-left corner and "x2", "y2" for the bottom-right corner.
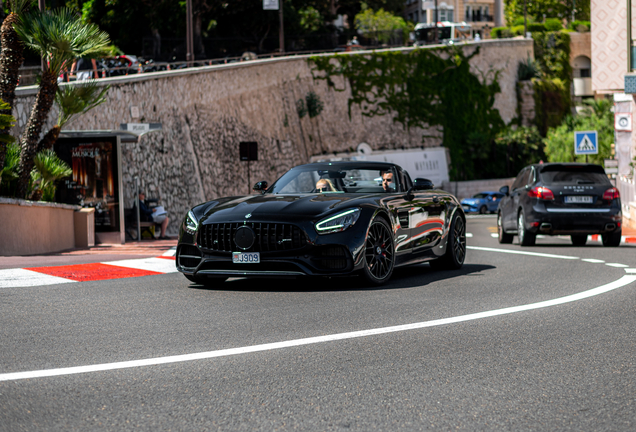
[{"x1": 245, "y1": 213, "x2": 252, "y2": 219}]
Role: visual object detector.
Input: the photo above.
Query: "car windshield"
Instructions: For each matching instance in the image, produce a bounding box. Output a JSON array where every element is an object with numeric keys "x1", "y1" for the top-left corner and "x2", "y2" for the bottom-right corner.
[
  {"x1": 473, "y1": 193, "x2": 488, "y2": 199},
  {"x1": 540, "y1": 166, "x2": 610, "y2": 185},
  {"x1": 268, "y1": 166, "x2": 398, "y2": 194}
]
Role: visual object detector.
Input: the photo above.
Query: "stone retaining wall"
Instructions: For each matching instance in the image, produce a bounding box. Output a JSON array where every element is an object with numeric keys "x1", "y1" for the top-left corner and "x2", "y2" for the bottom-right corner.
[{"x1": 12, "y1": 39, "x2": 533, "y2": 236}]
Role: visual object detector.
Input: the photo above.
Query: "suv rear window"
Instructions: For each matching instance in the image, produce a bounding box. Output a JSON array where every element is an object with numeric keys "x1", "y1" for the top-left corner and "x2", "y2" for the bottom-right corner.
[{"x1": 539, "y1": 165, "x2": 610, "y2": 185}]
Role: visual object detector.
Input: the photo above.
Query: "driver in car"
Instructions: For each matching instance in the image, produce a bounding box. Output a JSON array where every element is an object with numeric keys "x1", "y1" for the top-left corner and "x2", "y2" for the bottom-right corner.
[{"x1": 381, "y1": 171, "x2": 395, "y2": 193}]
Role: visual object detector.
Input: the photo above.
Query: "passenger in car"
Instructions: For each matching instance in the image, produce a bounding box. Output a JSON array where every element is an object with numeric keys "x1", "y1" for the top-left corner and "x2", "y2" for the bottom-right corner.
[{"x1": 316, "y1": 178, "x2": 337, "y2": 193}]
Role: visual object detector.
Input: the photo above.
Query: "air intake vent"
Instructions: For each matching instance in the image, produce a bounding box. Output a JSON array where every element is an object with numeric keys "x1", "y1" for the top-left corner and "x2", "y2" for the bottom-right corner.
[
  {"x1": 198, "y1": 222, "x2": 307, "y2": 252},
  {"x1": 178, "y1": 244, "x2": 202, "y2": 268}
]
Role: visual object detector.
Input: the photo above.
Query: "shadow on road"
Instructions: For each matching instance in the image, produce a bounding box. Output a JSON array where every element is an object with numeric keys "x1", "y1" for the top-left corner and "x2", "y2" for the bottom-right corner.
[{"x1": 186, "y1": 263, "x2": 496, "y2": 293}]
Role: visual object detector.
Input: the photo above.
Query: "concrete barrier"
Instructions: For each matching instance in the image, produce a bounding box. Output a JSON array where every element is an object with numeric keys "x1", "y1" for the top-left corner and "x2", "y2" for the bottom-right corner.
[
  {"x1": 441, "y1": 178, "x2": 515, "y2": 201},
  {"x1": 0, "y1": 198, "x2": 81, "y2": 256}
]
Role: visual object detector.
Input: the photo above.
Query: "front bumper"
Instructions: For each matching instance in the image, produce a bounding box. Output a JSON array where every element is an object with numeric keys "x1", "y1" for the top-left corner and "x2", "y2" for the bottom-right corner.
[{"x1": 176, "y1": 219, "x2": 369, "y2": 279}]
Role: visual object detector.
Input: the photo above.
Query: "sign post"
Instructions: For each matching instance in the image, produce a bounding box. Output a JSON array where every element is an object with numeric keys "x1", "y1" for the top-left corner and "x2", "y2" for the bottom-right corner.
[
  {"x1": 240, "y1": 142, "x2": 258, "y2": 194},
  {"x1": 574, "y1": 130, "x2": 598, "y2": 163}
]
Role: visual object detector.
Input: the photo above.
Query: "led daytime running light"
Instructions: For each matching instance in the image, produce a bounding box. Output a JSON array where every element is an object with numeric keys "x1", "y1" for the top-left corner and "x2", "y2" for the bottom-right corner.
[
  {"x1": 316, "y1": 208, "x2": 361, "y2": 234},
  {"x1": 185, "y1": 210, "x2": 198, "y2": 234}
]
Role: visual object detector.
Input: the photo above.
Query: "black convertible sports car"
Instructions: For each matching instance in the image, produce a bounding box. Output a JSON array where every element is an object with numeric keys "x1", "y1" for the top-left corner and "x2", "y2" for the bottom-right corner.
[{"x1": 176, "y1": 161, "x2": 466, "y2": 285}]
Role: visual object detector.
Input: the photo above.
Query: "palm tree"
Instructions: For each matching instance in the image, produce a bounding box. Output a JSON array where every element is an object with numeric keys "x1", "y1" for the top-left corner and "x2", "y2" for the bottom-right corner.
[
  {"x1": 30, "y1": 148, "x2": 72, "y2": 201},
  {"x1": 13, "y1": 8, "x2": 110, "y2": 198},
  {"x1": 0, "y1": 0, "x2": 32, "y2": 187},
  {"x1": 36, "y1": 80, "x2": 110, "y2": 153}
]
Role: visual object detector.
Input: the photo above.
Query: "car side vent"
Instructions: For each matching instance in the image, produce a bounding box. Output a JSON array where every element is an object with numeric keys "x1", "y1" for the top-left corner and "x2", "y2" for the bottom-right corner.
[{"x1": 198, "y1": 223, "x2": 308, "y2": 252}]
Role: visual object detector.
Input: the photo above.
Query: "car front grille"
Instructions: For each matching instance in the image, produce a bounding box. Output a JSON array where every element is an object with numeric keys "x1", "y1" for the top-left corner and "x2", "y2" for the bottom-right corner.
[{"x1": 198, "y1": 222, "x2": 308, "y2": 252}]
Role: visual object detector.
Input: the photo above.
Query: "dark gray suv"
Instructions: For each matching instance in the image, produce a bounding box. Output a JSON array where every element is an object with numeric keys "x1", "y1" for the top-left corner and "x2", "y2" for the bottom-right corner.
[{"x1": 497, "y1": 163, "x2": 622, "y2": 247}]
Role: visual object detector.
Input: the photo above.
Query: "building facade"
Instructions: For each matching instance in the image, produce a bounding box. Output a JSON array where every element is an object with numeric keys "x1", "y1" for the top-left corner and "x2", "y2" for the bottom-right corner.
[{"x1": 404, "y1": 0, "x2": 504, "y2": 39}]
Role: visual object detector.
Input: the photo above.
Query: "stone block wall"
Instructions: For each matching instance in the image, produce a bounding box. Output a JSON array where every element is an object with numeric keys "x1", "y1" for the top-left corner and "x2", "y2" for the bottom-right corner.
[{"x1": 12, "y1": 39, "x2": 532, "y2": 236}]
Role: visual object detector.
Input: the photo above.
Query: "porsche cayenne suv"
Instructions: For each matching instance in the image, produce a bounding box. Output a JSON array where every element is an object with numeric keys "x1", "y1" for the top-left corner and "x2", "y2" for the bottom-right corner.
[{"x1": 497, "y1": 163, "x2": 622, "y2": 247}]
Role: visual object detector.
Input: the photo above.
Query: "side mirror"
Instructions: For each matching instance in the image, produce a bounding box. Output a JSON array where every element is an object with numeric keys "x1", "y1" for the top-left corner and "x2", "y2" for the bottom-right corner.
[
  {"x1": 499, "y1": 185, "x2": 509, "y2": 196},
  {"x1": 253, "y1": 181, "x2": 268, "y2": 193},
  {"x1": 413, "y1": 178, "x2": 435, "y2": 191}
]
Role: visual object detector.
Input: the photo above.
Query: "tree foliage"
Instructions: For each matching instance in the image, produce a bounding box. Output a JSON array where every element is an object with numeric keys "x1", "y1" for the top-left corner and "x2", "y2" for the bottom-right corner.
[
  {"x1": 310, "y1": 47, "x2": 505, "y2": 180},
  {"x1": 354, "y1": 6, "x2": 412, "y2": 45},
  {"x1": 504, "y1": 0, "x2": 590, "y2": 25},
  {"x1": 544, "y1": 99, "x2": 613, "y2": 165}
]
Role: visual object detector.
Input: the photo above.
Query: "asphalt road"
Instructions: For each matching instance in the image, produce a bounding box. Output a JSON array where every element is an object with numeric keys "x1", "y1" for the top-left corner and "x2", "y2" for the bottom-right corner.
[{"x1": 2, "y1": 216, "x2": 635, "y2": 431}]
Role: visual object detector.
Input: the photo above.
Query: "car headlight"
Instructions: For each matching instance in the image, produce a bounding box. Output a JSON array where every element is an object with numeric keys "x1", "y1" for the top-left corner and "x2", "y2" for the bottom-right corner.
[
  {"x1": 184, "y1": 210, "x2": 198, "y2": 235},
  {"x1": 315, "y1": 208, "x2": 361, "y2": 234}
]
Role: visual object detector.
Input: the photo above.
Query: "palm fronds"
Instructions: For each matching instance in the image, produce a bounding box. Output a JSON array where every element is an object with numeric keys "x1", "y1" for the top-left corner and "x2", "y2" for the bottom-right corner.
[
  {"x1": 6, "y1": 0, "x2": 34, "y2": 14},
  {"x1": 56, "y1": 80, "x2": 110, "y2": 127},
  {"x1": 30, "y1": 148, "x2": 72, "y2": 201},
  {"x1": 13, "y1": 8, "x2": 111, "y2": 77}
]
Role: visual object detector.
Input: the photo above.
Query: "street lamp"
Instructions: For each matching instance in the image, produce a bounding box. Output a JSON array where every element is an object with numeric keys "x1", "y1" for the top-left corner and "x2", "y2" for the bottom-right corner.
[{"x1": 186, "y1": 0, "x2": 194, "y2": 63}]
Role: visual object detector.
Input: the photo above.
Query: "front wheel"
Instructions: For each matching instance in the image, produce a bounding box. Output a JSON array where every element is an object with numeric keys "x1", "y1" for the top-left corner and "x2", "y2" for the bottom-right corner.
[
  {"x1": 362, "y1": 217, "x2": 395, "y2": 285},
  {"x1": 479, "y1": 205, "x2": 487, "y2": 214},
  {"x1": 430, "y1": 212, "x2": 466, "y2": 271},
  {"x1": 602, "y1": 230, "x2": 622, "y2": 247},
  {"x1": 517, "y1": 210, "x2": 536, "y2": 246}
]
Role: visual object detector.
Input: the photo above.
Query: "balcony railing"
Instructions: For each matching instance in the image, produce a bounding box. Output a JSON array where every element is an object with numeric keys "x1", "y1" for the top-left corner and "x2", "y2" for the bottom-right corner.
[{"x1": 465, "y1": 14, "x2": 494, "y2": 23}]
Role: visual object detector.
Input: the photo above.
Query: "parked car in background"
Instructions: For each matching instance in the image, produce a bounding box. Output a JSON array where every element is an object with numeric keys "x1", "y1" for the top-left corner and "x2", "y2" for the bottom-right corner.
[
  {"x1": 461, "y1": 191, "x2": 504, "y2": 214},
  {"x1": 176, "y1": 161, "x2": 467, "y2": 287},
  {"x1": 497, "y1": 163, "x2": 621, "y2": 247}
]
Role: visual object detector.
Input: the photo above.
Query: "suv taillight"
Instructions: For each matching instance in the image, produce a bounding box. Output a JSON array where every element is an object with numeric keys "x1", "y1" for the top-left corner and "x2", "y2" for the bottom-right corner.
[
  {"x1": 603, "y1": 188, "x2": 620, "y2": 201},
  {"x1": 528, "y1": 186, "x2": 554, "y2": 200}
]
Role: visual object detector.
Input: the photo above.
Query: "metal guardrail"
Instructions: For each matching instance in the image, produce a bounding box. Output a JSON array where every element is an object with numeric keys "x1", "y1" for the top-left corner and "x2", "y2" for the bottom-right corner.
[{"x1": 16, "y1": 44, "x2": 409, "y2": 87}]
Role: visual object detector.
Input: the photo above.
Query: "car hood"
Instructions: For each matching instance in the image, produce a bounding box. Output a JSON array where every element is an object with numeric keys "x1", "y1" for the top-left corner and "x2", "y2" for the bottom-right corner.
[{"x1": 200, "y1": 193, "x2": 367, "y2": 223}]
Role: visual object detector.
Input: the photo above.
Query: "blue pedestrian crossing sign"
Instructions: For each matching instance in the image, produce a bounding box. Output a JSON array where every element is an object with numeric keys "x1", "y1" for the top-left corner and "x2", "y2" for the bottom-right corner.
[{"x1": 574, "y1": 130, "x2": 598, "y2": 155}]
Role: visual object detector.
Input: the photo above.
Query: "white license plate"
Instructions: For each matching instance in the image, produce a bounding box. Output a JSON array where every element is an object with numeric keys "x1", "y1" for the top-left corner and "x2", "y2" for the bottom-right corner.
[
  {"x1": 232, "y1": 252, "x2": 260, "y2": 264},
  {"x1": 462, "y1": 206, "x2": 470, "y2": 211},
  {"x1": 564, "y1": 196, "x2": 593, "y2": 204}
]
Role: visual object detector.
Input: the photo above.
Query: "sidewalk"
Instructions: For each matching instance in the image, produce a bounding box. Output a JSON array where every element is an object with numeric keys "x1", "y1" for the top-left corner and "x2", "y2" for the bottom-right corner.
[{"x1": 0, "y1": 238, "x2": 177, "y2": 270}]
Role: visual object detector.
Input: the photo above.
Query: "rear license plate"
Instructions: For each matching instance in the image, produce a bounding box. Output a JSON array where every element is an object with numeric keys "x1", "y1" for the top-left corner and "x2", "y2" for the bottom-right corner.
[
  {"x1": 564, "y1": 196, "x2": 593, "y2": 204},
  {"x1": 232, "y1": 252, "x2": 260, "y2": 263}
]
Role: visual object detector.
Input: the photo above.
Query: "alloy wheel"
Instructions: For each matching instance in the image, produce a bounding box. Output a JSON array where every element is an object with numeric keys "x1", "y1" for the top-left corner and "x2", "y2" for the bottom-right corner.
[
  {"x1": 364, "y1": 220, "x2": 394, "y2": 281},
  {"x1": 452, "y1": 216, "x2": 466, "y2": 265}
]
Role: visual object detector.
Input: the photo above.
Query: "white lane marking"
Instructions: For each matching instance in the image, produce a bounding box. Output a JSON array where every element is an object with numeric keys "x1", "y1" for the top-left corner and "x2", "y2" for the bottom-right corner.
[
  {"x1": 101, "y1": 257, "x2": 178, "y2": 274},
  {"x1": 162, "y1": 247, "x2": 177, "y2": 257},
  {"x1": 2, "y1": 272, "x2": 634, "y2": 382},
  {"x1": 466, "y1": 233, "x2": 473, "y2": 238},
  {"x1": 467, "y1": 246, "x2": 579, "y2": 260},
  {"x1": 0, "y1": 269, "x2": 76, "y2": 288},
  {"x1": 582, "y1": 259, "x2": 605, "y2": 263},
  {"x1": 606, "y1": 263, "x2": 629, "y2": 268},
  {"x1": 625, "y1": 269, "x2": 636, "y2": 273},
  {"x1": 490, "y1": 233, "x2": 498, "y2": 238}
]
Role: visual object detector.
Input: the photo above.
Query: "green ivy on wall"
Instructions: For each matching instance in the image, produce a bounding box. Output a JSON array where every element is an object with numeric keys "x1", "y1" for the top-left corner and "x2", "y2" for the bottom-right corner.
[{"x1": 309, "y1": 47, "x2": 505, "y2": 181}]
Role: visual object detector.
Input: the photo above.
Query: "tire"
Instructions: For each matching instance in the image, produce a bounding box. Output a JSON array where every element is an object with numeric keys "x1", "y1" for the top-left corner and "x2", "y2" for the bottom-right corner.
[
  {"x1": 571, "y1": 235, "x2": 587, "y2": 246},
  {"x1": 430, "y1": 212, "x2": 466, "y2": 271},
  {"x1": 362, "y1": 217, "x2": 395, "y2": 285},
  {"x1": 184, "y1": 274, "x2": 227, "y2": 286},
  {"x1": 517, "y1": 210, "x2": 536, "y2": 246},
  {"x1": 602, "y1": 230, "x2": 622, "y2": 247},
  {"x1": 497, "y1": 212, "x2": 513, "y2": 244},
  {"x1": 479, "y1": 205, "x2": 487, "y2": 214}
]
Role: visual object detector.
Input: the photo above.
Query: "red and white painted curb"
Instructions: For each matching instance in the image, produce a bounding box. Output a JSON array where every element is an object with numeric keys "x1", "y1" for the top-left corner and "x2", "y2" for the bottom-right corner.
[{"x1": 0, "y1": 248, "x2": 177, "y2": 289}]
